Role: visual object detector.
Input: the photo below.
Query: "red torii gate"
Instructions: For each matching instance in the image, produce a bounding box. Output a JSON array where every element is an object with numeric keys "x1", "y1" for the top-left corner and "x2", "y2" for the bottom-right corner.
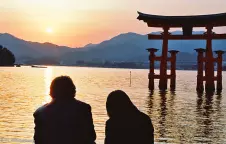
[{"x1": 137, "y1": 12, "x2": 226, "y2": 92}]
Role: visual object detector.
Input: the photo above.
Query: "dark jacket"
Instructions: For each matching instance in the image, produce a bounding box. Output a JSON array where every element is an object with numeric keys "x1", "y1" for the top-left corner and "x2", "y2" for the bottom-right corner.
[
  {"x1": 33, "y1": 98, "x2": 96, "y2": 144},
  {"x1": 105, "y1": 111, "x2": 154, "y2": 144}
]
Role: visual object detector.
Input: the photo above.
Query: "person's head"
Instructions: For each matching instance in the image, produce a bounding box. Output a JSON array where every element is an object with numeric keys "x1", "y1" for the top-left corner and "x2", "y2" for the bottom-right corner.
[
  {"x1": 106, "y1": 90, "x2": 138, "y2": 118},
  {"x1": 50, "y1": 76, "x2": 76, "y2": 100}
]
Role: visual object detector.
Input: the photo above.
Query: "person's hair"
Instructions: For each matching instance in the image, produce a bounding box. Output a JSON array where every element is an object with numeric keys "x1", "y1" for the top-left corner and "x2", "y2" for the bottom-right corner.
[
  {"x1": 106, "y1": 90, "x2": 138, "y2": 118},
  {"x1": 50, "y1": 76, "x2": 76, "y2": 99}
]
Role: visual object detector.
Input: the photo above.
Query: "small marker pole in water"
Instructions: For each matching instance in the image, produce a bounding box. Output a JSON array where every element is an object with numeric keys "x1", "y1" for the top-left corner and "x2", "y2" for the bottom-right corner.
[{"x1": 130, "y1": 71, "x2": 132, "y2": 87}]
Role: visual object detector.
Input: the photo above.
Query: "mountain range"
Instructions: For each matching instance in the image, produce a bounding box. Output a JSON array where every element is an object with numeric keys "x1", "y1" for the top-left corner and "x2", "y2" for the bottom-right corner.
[
  {"x1": 0, "y1": 31, "x2": 225, "y2": 65},
  {"x1": 0, "y1": 33, "x2": 73, "y2": 64}
]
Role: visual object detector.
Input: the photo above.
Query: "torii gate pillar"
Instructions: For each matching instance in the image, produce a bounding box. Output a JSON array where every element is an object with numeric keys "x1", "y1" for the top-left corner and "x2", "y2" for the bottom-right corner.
[
  {"x1": 159, "y1": 27, "x2": 170, "y2": 90},
  {"x1": 205, "y1": 26, "x2": 215, "y2": 92},
  {"x1": 215, "y1": 50, "x2": 225, "y2": 92},
  {"x1": 195, "y1": 48, "x2": 205, "y2": 93}
]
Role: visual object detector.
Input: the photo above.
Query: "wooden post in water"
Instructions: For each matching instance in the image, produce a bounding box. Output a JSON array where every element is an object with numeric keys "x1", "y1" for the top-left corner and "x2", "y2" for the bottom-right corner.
[
  {"x1": 130, "y1": 71, "x2": 132, "y2": 87},
  {"x1": 215, "y1": 50, "x2": 225, "y2": 92},
  {"x1": 195, "y1": 48, "x2": 205, "y2": 93},
  {"x1": 147, "y1": 48, "x2": 158, "y2": 90},
  {"x1": 169, "y1": 50, "x2": 179, "y2": 91}
]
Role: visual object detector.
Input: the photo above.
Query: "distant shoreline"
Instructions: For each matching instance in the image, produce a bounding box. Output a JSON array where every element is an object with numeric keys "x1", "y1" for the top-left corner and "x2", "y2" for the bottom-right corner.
[{"x1": 9, "y1": 64, "x2": 226, "y2": 71}]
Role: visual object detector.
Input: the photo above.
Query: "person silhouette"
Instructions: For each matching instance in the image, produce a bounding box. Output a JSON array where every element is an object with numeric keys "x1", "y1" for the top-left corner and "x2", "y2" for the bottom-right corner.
[
  {"x1": 33, "y1": 76, "x2": 96, "y2": 144},
  {"x1": 105, "y1": 90, "x2": 154, "y2": 144}
]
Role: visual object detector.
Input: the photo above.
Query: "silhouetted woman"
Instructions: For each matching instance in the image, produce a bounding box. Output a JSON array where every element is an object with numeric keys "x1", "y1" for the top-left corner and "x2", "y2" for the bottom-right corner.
[{"x1": 105, "y1": 90, "x2": 154, "y2": 144}]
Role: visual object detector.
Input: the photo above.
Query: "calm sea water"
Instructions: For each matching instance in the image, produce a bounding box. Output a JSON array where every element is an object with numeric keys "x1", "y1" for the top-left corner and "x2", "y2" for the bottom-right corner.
[{"x1": 0, "y1": 66, "x2": 225, "y2": 144}]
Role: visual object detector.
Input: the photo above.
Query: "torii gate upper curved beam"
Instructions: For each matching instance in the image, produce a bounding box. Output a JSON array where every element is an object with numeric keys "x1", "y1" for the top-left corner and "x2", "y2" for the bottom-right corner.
[{"x1": 137, "y1": 11, "x2": 226, "y2": 28}]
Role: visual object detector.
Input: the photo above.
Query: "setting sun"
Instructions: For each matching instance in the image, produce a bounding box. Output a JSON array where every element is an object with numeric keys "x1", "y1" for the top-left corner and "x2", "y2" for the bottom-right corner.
[{"x1": 46, "y1": 27, "x2": 53, "y2": 34}]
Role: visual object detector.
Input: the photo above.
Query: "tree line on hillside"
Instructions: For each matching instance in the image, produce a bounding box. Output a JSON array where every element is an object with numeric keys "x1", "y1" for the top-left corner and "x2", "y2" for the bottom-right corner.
[{"x1": 0, "y1": 45, "x2": 15, "y2": 66}]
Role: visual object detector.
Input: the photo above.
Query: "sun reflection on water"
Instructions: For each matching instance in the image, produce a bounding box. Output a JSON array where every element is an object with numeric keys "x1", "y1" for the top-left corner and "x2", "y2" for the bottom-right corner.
[{"x1": 43, "y1": 67, "x2": 53, "y2": 104}]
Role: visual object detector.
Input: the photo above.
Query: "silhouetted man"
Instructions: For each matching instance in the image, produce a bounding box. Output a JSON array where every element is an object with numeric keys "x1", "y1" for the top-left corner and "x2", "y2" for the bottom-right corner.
[{"x1": 34, "y1": 76, "x2": 96, "y2": 144}]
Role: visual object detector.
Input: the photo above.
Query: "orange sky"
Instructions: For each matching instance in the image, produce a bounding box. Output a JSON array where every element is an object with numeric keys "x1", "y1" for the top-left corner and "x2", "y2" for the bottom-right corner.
[{"x1": 0, "y1": 0, "x2": 226, "y2": 47}]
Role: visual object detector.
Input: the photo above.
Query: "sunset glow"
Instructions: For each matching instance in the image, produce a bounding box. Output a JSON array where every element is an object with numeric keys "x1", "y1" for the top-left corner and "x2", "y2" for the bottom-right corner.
[
  {"x1": 46, "y1": 27, "x2": 53, "y2": 34},
  {"x1": 0, "y1": 0, "x2": 226, "y2": 47}
]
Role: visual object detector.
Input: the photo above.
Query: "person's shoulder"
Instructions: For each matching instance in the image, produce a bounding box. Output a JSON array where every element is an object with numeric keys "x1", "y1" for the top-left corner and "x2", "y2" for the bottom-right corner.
[
  {"x1": 139, "y1": 111, "x2": 152, "y2": 121},
  {"x1": 105, "y1": 119, "x2": 113, "y2": 129},
  {"x1": 33, "y1": 104, "x2": 49, "y2": 117},
  {"x1": 74, "y1": 99, "x2": 91, "y2": 110},
  {"x1": 106, "y1": 119, "x2": 111, "y2": 125}
]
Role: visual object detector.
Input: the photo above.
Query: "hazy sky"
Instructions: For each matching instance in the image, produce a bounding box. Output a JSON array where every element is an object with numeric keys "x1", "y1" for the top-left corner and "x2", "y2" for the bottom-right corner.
[{"x1": 1, "y1": 0, "x2": 226, "y2": 47}]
